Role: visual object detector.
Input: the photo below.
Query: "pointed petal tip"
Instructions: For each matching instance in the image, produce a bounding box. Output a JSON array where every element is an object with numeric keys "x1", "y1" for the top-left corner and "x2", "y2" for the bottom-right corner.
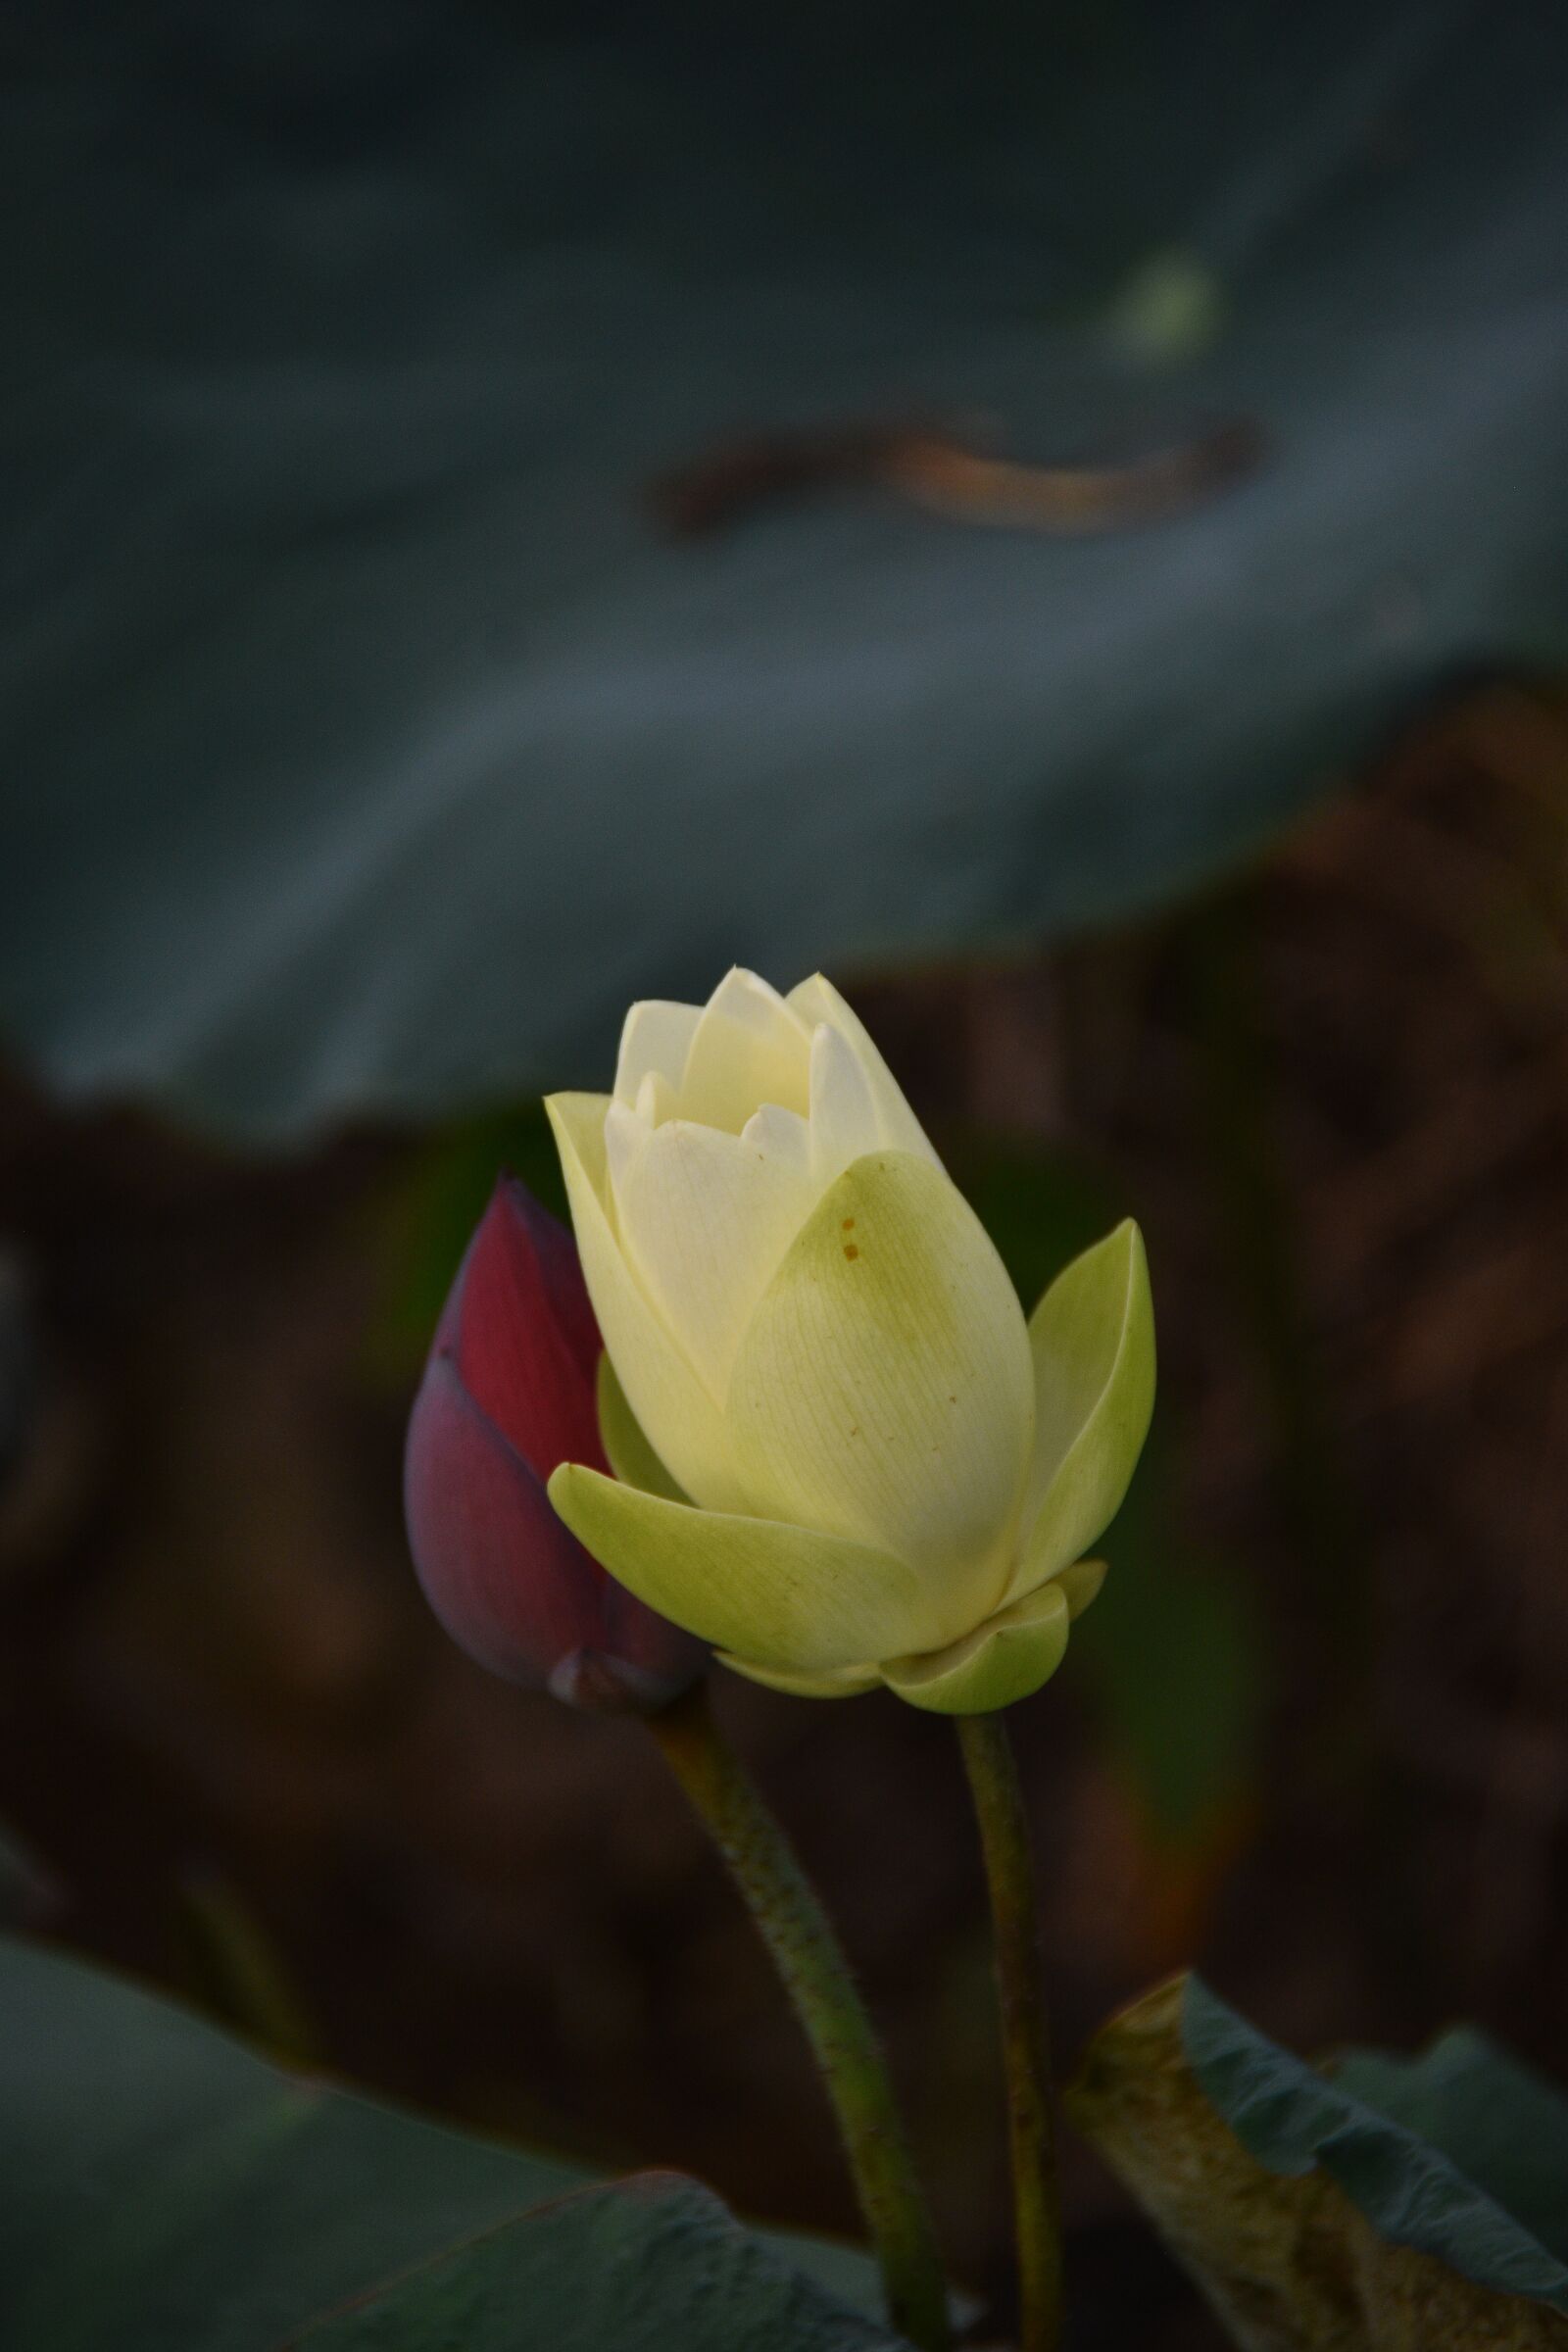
[
  {"x1": 1016, "y1": 1216, "x2": 1156, "y2": 1601},
  {"x1": 613, "y1": 1000, "x2": 703, "y2": 1107},
  {"x1": 1054, "y1": 1555, "x2": 1108, "y2": 1621}
]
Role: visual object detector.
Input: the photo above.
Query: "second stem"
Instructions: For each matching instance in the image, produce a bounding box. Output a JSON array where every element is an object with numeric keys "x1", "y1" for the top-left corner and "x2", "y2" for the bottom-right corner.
[
  {"x1": 957, "y1": 1708, "x2": 1063, "y2": 2352},
  {"x1": 650, "y1": 1681, "x2": 951, "y2": 2352}
]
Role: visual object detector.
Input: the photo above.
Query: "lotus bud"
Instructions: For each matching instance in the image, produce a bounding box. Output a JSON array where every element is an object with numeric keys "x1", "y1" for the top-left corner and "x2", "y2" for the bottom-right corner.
[
  {"x1": 404, "y1": 1176, "x2": 707, "y2": 1713},
  {"x1": 546, "y1": 969, "x2": 1155, "y2": 1716}
]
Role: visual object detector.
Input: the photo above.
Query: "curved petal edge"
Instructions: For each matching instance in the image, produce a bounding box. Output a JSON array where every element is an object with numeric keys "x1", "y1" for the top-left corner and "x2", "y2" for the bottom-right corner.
[
  {"x1": 1013, "y1": 1218, "x2": 1155, "y2": 1604},
  {"x1": 548, "y1": 1461, "x2": 933, "y2": 1674},
  {"x1": 882, "y1": 1579, "x2": 1073, "y2": 1716},
  {"x1": 717, "y1": 1654, "x2": 883, "y2": 1699}
]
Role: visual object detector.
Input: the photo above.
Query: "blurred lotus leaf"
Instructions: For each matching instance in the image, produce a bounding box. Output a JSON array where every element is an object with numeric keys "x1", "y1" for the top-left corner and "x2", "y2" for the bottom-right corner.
[
  {"x1": 1067, "y1": 1974, "x2": 1568, "y2": 2350},
  {"x1": 3, "y1": 2, "x2": 1567, "y2": 1135},
  {"x1": 289, "y1": 2177, "x2": 892, "y2": 2352},
  {"x1": 0, "y1": 1935, "x2": 895, "y2": 2350}
]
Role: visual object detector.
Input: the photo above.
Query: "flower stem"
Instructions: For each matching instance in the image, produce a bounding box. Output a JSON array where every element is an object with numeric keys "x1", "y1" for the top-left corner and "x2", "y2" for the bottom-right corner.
[
  {"x1": 956, "y1": 1709, "x2": 1063, "y2": 2352},
  {"x1": 648, "y1": 1681, "x2": 951, "y2": 2352}
]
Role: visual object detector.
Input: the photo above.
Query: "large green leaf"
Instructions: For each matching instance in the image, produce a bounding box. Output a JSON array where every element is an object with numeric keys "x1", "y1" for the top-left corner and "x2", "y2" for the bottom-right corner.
[
  {"x1": 1183, "y1": 1979, "x2": 1568, "y2": 2310},
  {"x1": 0, "y1": 1936, "x2": 896, "y2": 2351},
  {"x1": 1068, "y1": 1973, "x2": 1568, "y2": 2352},
  {"x1": 292, "y1": 2175, "x2": 893, "y2": 2351},
  {"x1": 3, "y1": 3, "x2": 1567, "y2": 1135},
  {"x1": 1333, "y1": 2034, "x2": 1568, "y2": 2271}
]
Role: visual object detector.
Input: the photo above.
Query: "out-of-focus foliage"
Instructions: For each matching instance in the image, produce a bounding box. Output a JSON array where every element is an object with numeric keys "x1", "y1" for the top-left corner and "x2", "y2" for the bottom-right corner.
[
  {"x1": 290, "y1": 2176, "x2": 896, "y2": 2352},
  {"x1": 1069, "y1": 1975, "x2": 1568, "y2": 2350},
  {"x1": 1071, "y1": 1446, "x2": 1261, "y2": 1847},
  {"x1": 4, "y1": 2, "x2": 1566, "y2": 1136},
  {"x1": 0, "y1": 1250, "x2": 34, "y2": 1489},
  {"x1": 1332, "y1": 2034, "x2": 1568, "y2": 2274},
  {"x1": 1184, "y1": 1981, "x2": 1568, "y2": 2309},
  {"x1": 0, "y1": 1935, "x2": 896, "y2": 2351}
]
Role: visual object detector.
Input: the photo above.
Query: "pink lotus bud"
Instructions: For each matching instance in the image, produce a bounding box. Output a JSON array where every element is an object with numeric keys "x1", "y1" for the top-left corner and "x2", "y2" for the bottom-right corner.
[{"x1": 404, "y1": 1176, "x2": 706, "y2": 1712}]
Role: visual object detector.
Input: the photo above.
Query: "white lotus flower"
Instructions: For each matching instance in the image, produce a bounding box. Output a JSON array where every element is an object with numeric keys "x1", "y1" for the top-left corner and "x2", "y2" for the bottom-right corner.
[{"x1": 546, "y1": 969, "x2": 1153, "y2": 1714}]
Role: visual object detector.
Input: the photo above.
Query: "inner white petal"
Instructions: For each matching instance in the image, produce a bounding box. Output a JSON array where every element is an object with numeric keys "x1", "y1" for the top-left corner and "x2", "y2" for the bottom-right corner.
[
  {"x1": 741, "y1": 1100, "x2": 812, "y2": 1180},
  {"x1": 609, "y1": 1115, "x2": 817, "y2": 1399},
  {"x1": 678, "y1": 968, "x2": 812, "y2": 1132},
  {"x1": 806, "y1": 1021, "x2": 883, "y2": 1187},
  {"x1": 787, "y1": 972, "x2": 940, "y2": 1164},
  {"x1": 604, "y1": 1098, "x2": 651, "y2": 1205},
  {"x1": 635, "y1": 1069, "x2": 680, "y2": 1127}
]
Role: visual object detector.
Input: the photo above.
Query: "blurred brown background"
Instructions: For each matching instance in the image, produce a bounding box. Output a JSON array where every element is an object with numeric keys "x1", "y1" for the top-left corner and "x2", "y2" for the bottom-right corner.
[{"x1": 1, "y1": 682, "x2": 1565, "y2": 2346}]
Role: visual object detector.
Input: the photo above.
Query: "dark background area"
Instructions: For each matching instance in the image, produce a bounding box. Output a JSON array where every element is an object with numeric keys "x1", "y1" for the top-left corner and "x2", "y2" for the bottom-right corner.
[
  {"x1": 2, "y1": 683, "x2": 1564, "y2": 2344},
  {"x1": 5, "y1": 3, "x2": 1568, "y2": 2339}
]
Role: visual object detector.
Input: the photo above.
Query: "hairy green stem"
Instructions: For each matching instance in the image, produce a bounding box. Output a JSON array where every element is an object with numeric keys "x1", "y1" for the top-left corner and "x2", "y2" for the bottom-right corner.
[
  {"x1": 649, "y1": 1682, "x2": 951, "y2": 2352},
  {"x1": 957, "y1": 1709, "x2": 1063, "y2": 2352}
]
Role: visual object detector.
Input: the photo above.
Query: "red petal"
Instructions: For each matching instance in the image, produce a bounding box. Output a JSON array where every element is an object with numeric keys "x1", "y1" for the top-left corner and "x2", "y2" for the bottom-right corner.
[
  {"x1": 406, "y1": 1356, "x2": 706, "y2": 1707},
  {"x1": 405, "y1": 1352, "x2": 604, "y2": 1689},
  {"x1": 442, "y1": 1178, "x2": 608, "y2": 1481}
]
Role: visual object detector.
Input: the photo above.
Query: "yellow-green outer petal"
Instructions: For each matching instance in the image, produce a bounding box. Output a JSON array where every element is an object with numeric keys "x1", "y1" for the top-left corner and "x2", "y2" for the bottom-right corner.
[
  {"x1": 883, "y1": 1581, "x2": 1072, "y2": 1716},
  {"x1": 1053, "y1": 1555, "x2": 1108, "y2": 1621},
  {"x1": 717, "y1": 1653, "x2": 883, "y2": 1699},
  {"x1": 546, "y1": 1093, "x2": 745, "y2": 1513},
  {"x1": 1011, "y1": 1219, "x2": 1155, "y2": 1604},
  {"x1": 595, "y1": 1353, "x2": 687, "y2": 1501},
  {"x1": 725, "y1": 1150, "x2": 1033, "y2": 1642},
  {"x1": 548, "y1": 1462, "x2": 932, "y2": 1673}
]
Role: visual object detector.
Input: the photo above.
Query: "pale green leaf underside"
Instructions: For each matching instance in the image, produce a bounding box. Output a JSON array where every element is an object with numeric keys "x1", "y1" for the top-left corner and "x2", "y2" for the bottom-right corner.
[
  {"x1": 1184, "y1": 1978, "x2": 1568, "y2": 2310},
  {"x1": 1070, "y1": 1975, "x2": 1568, "y2": 2352}
]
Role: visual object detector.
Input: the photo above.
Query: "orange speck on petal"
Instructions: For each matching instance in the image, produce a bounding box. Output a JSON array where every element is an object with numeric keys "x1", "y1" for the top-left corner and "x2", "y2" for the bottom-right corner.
[{"x1": 843, "y1": 1243, "x2": 859, "y2": 1261}]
